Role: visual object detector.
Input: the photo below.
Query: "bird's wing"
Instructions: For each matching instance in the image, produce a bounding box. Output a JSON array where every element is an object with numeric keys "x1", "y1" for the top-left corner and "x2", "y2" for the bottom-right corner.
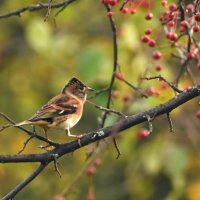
[{"x1": 28, "y1": 94, "x2": 78, "y2": 122}]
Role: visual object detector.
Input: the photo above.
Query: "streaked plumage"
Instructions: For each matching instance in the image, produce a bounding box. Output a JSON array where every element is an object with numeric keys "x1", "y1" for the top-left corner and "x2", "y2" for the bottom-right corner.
[{"x1": 11, "y1": 77, "x2": 90, "y2": 139}]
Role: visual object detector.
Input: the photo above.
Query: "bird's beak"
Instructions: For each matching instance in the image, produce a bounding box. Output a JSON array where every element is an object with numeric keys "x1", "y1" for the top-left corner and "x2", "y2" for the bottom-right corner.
[{"x1": 86, "y1": 86, "x2": 96, "y2": 92}]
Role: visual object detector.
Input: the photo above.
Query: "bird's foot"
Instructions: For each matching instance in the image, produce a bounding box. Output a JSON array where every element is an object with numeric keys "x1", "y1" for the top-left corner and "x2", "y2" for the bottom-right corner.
[
  {"x1": 38, "y1": 144, "x2": 55, "y2": 151},
  {"x1": 75, "y1": 133, "x2": 87, "y2": 147}
]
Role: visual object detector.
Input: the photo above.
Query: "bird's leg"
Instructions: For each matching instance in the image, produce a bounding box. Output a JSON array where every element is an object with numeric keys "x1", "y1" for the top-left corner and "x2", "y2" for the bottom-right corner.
[
  {"x1": 65, "y1": 127, "x2": 82, "y2": 138},
  {"x1": 39, "y1": 128, "x2": 53, "y2": 150},
  {"x1": 66, "y1": 127, "x2": 84, "y2": 146}
]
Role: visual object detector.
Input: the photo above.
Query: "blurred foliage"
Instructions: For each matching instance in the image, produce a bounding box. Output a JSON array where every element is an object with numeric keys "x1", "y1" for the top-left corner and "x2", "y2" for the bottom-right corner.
[{"x1": 1, "y1": 0, "x2": 200, "y2": 200}]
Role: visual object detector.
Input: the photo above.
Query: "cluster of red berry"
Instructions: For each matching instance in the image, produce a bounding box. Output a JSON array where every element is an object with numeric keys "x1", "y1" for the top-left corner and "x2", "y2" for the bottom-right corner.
[{"x1": 159, "y1": 2, "x2": 200, "y2": 69}]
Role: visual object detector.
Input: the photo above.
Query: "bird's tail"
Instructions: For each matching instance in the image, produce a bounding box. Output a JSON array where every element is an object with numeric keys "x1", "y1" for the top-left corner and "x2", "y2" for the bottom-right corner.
[{"x1": 0, "y1": 120, "x2": 30, "y2": 132}]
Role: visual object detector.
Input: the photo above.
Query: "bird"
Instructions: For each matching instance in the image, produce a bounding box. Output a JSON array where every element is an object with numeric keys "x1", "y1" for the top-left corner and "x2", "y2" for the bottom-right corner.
[{"x1": 2, "y1": 77, "x2": 92, "y2": 139}]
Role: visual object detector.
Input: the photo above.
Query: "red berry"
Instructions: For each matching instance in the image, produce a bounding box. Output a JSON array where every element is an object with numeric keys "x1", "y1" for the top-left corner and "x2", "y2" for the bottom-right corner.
[
  {"x1": 187, "y1": 52, "x2": 195, "y2": 60},
  {"x1": 169, "y1": 33, "x2": 177, "y2": 41},
  {"x1": 146, "y1": 87, "x2": 157, "y2": 96},
  {"x1": 144, "y1": 28, "x2": 152, "y2": 35},
  {"x1": 193, "y1": 25, "x2": 200, "y2": 32},
  {"x1": 168, "y1": 3, "x2": 177, "y2": 11},
  {"x1": 123, "y1": 94, "x2": 131, "y2": 103},
  {"x1": 166, "y1": 32, "x2": 172, "y2": 39},
  {"x1": 141, "y1": 35, "x2": 150, "y2": 43},
  {"x1": 114, "y1": 72, "x2": 124, "y2": 80},
  {"x1": 109, "y1": 0, "x2": 117, "y2": 6},
  {"x1": 161, "y1": 0, "x2": 167, "y2": 7},
  {"x1": 148, "y1": 39, "x2": 156, "y2": 47},
  {"x1": 180, "y1": 26, "x2": 186, "y2": 33},
  {"x1": 196, "y1": 110, "x2": 200, "y2": 119},
  {"x1": 180, "y1": 20, "x2": 188, "y2": 27},
  {"x1": 86, "y1": 166, "x2": 96, "y2": 176},
  {"x1": 111, "y1": 90, "x2": 119, "y2": 98},
  {"x1": 168, "y1": 20, "x2": 175, "y2": 27},
  {"x1": 107, "y1": 11, "x2": 114, "y2": 17},
  {"x1": 155, "y1": 64, "x2": 163, "y2": 71},
  {"x1": 130, "y1": 9, "x2": 136, "y2": 14},
  {"x1": 152, "y1": 51, "x2": 162, "y2": 60},
  {"x1": 53, "y1": 195, "x2": 65, "y2": 200},
  {"x1": 145, "y1": 13, "x2": 153, "y2": 20},
  {"x1": 93, "y1": 159, "x2": 102, "y2": 167},
  {"x1": 195, "y1": 12, "x2": 200, "y2": 22},
  {"x1": 122, "y1": 7, "x2": 128, "y2": 14},
  {"x1": 160, "y1": 81, "x2": 169, "y2": 89},
  {"x1": 137, "y1": 129, "x2": 150, "y2": 139},
  {"x1": 102, "y1": 0, "x2": 109, "y2": 4},
  {"x1": 168, "y1": 12, "x2": 175, "y2": 20}
]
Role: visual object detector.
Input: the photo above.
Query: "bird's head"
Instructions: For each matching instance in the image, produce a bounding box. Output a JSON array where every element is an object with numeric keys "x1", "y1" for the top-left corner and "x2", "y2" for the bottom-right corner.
[{"x1": 62, "y1": 77, "x2": 93, "y2": 100}]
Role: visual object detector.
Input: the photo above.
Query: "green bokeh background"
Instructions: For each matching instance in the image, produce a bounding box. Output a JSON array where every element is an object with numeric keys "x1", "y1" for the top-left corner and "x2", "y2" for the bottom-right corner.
[{"x1": 0, "y1": 1, "x2": 200, "y2": 200}]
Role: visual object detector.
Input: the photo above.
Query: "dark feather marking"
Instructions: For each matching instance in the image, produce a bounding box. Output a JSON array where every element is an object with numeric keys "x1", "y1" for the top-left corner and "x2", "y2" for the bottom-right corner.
[
  {"x1": 29, "y1": 107, "x2": 76, "y2": 123},
  {"x1": 57, "y1": 103, "x2": 76, "y2": 110}
]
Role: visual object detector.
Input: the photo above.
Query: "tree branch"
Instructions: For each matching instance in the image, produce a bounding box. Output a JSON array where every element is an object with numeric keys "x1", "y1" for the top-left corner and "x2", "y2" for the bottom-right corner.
[
  {"x1": 0, "y1": 0, "x2": 76, "y2": 19},
  {"x1": 2, "y1": 163, "x2": 47, "y2": 200},
  {"x1": 1, "y1": 85, "x2": 200, "y2": 164},
  {"x1": 1, "y1": 84, "x2": 200, "y2": 199},
  {"x1": 100, "y1": 4, "x2": 118, "y2": 127}
]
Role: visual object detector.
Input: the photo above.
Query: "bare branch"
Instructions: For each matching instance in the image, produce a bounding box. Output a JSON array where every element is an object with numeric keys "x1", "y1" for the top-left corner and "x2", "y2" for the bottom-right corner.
[
  {"x1": 1, "y1": 85, "x2": 200, "y2": 165},
  {"x1": 101, "y1": 4, "x2": 118, "y2": 127},
  {"x1": 53, "y1": 157, "x2": 62, "y2": 178},
  {"x1": 0, "y1": 112, "x2": 59, "y2": 147},
  {"x1": 121, "y1": 78, "x2": 148, "y2": 98},
  {"x1": 167, "y1": 113, "x2": 174, "y2": 132},
  {"x1": 0, "y1": 0, "x2": 76, "y2": 19},
  {"x1": 113, "y1": 138, "x2": 121, "y2": 159},
  {"x1": 87, "y1": 87, "x2": 109, "y2": 100},
  {"x1": 1, "y1": 85, "x2": 200, "y2": 198},
  {"x1": 18, "y1": 136, "x2": 35, "y2": 154},
  {"x1": 2, "y1": 164, "x2": 47, "y2": 200},
  {"x1": 142, "y1": 75, "x2": 182, "y2": 93},
  {"x1": 86, "y1": 100, "x2": 127, "y2": 118}
]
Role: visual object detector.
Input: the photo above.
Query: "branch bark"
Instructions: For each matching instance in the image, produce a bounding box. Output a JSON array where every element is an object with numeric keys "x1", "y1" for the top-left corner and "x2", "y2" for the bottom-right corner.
[
  {"x1": 1, "y1": 85, "x2": 200, "y2": 164},
  {"x1": 0, "y1": 0, "x2": 76, "y2": 19},
  {"x1": 1, "y1": 85, "x2": 200, "y2": 199}
]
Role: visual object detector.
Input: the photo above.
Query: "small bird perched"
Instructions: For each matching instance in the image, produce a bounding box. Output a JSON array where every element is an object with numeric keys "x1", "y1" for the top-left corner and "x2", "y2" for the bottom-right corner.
[{"x1": 3, "y1": 77, "x2": 92, "y2": 139}]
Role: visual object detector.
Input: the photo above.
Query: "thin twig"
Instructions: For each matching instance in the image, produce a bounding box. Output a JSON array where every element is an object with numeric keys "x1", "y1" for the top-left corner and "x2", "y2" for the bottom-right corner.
[
  {"x1": 101, "y1": 4, "x2": 118, "y2": 127},
  {"x1": 122, "y1": 79, "x2": 148, "y2": 98},
  {"x1": 86, "y1": 100, "x2": 127, "y2": 118},
  {"x1": 2, "y1": 163, "x2": 47, "y2": 200},
  {"x1": 142, "y1": 75, "x2": 183, "y2": 93},
  {"x1": 113, "y1": 138, "x2": 121, "y2": 159},
  {"x1": 18, "y1": 136, "x2": 35, "y2": 154},
  {"x1": 53, "y1": 157, "x2": 62, "y2": 178},
  {"x1": 44, "y1": 0, "x2": 54, "y2": 21},
  {"x1": 61, "y1": 144, "x2": 104, "y2": 197},
  {"x1": 0, "y1": 112, "x2": 59, "y2": 147},
  {"x1": 1, "y1": 86, "x2": 200, "y2": 198},
  {"x1": 167, "y1": 113, "x2": 174, "y2": 132},
  {"x1": 0, "y1": 0, "x2": 76, "y2": 19},
  {"x1": 87, "y1": 87, "x2": 109, "y2": 100},
  {"x1": 120, "y1": 0, "x2": 129, "y2": 11}
]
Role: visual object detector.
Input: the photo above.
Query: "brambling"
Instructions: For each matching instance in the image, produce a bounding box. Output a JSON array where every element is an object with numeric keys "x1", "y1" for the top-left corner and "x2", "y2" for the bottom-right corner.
[{"x1": 4, "y1": 77, "x2": 92, "y2": 139}]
